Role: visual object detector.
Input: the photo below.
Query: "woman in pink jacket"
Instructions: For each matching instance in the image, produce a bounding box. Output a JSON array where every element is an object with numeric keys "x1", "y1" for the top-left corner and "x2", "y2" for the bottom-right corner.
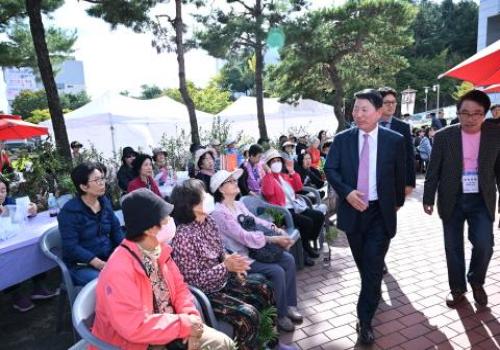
[
  {"x1": 261, "y1": 149, "x2": 325, "y2": 267},
  {"x1": 92, "y1": 188, "x2": 234, "y2": 350}
]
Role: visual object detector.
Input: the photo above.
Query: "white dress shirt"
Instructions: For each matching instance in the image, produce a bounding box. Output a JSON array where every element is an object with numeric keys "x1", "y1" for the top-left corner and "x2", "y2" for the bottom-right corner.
[{"x1": 358, "y1": 127, "x2": 378, "y2": 201}]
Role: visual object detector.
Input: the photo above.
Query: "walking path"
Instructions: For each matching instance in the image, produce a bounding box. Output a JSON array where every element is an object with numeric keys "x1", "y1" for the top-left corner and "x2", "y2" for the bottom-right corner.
[{"x1": 286, "y1": 178, "x2": 500, "y2": 350}]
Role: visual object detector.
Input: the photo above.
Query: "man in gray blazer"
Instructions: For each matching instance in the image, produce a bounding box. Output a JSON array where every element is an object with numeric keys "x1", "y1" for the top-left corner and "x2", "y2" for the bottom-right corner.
[{"x1": 423, "y1": 90, "x2": 500, "y2": 308}]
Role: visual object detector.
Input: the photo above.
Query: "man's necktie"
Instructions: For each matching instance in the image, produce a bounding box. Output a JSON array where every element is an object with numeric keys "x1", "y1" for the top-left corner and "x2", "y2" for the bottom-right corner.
[{"x1": 357, "y1": 134, "x2": 370, "y2": 204}]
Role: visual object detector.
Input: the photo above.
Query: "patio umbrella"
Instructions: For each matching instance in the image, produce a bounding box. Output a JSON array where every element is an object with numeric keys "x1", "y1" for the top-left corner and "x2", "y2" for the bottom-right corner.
[
  {"x1": 438, "y1": 39, "x2": 500, "y2": 86},
  {"x1": 481, "y1": 83, "x2": 500, "y2": 94},
  {"x1": 0, "y1": 114, "x2": 48, "y2": 140}
]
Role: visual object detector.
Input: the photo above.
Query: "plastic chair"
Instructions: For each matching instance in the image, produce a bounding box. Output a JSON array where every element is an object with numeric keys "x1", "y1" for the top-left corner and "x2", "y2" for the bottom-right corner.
[
  {"x1": 71, "y1": 279, "x2": 120, "y2": 350},
  {"x1": 113, "y1": 210, "x2": 125, "y2": 227},
  {"x1": 39, "y1": 226, "x2": 82, "y2": 336},
  {"x1": 240, "y1": 195, "x2": 304, "y2": 269}
]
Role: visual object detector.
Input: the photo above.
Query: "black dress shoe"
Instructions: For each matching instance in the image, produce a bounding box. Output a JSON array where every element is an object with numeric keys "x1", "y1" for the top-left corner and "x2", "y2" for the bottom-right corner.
[
  {"x1": 382, "y1": 263, "x2": 388, "y2": 275},
  {"x1": 304, "y1": 246, "x2": 320, "y2": 259},
  {"x1": 446, "y1": 291, "x2": 466, "y2": 308},
  {"x1": 471, "y1": 285, "x2": 488, "y2": 306},
  {"x1": 304, "y1": 256, "x2": 315, "y2": 266},
  {"x1": 356, "y1": 321, "x2": 375, "y2": 345}
]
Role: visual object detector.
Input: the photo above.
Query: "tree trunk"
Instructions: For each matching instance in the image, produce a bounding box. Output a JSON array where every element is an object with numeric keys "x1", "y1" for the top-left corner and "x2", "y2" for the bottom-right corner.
[
  {"x1": 26, "y1": 0, "x2": 71, "y2": 161},
  {"x1": 174, "y1": 0, "x2": 200, "y2": 146},
  {"x1": 254, "y1": 0, "x2": 268, "y2": 140},
  {"x1": 327, "y1": 65, "x2": 347, "y2": 132}
]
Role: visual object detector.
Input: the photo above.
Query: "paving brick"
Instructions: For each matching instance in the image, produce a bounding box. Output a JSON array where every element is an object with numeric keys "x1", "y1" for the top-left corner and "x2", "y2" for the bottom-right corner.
[
  {"x1": 296, "y1": 333, "x2": 330, "y2": 350},
  {"x1": 399, "y1": 323, "x2": 432, "y2": 339}
]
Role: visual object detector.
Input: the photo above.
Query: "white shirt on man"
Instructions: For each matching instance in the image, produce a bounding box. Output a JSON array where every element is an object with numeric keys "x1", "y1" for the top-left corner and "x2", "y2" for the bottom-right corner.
[{"x1": 358, "y1": 126, "x2": 379, "y2": 201}]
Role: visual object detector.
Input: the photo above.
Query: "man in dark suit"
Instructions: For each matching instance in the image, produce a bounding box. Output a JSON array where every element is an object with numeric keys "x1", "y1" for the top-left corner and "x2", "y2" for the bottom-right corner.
[
  {"x1": 438, "y1": 109, "x2": 448, "y2": 128},
  {"x1": 325, "y1": 89, "x2": 406, "y2": 345},
  {"x1": 378, "y1": 87, "x2": 416, "y2": 275},
  {"x1": 423, "y1": 90, "x2": 500, "y2": 308}
]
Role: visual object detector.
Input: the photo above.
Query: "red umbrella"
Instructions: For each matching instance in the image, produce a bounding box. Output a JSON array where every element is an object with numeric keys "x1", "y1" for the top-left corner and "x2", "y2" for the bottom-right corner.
[
  {"x1": 481, "y1": 84, "x2": 500, "y2": 94},
  {"x1": 438, "y1": 39, "x2": 500, "y2": 86},
  {"x1": 0, "y1": 114, "x2": 48, "y2": 141}
]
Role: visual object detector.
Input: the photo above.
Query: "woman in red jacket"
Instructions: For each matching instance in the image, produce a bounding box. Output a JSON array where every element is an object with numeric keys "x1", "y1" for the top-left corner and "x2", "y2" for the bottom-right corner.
[
  {"x1": 127, "y1": 153, "x2": 162, "y2": 198},
  {"x1": 261, "y1": 149, "x2": 324, "y2": 267},
  {"x1": 307, "y1": 137, "x2": 321, "y2": 169}
]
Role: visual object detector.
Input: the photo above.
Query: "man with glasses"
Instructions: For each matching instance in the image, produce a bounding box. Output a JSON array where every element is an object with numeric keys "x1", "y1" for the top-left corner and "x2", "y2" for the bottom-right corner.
[
  {"x1": 378, "y1": 87, "x2": 416, "y2": 275},
  {"x1": 423, "y1": 90, "x2": 500, "y2": 308}
]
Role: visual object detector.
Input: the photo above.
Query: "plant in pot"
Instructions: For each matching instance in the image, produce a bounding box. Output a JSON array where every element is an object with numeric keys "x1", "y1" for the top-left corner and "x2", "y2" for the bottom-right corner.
[{"x1": 263, "y1": 207, "x2": 285, "y2": 229}]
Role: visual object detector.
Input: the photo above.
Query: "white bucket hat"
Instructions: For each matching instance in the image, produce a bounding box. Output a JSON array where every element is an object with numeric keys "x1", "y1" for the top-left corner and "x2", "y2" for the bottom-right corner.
[
  {"x1": 210, "y1": 169, "x2": 244, "y2": 194},
  {"x1": 263, "y1": 149, "x2": 283, "y2": 165},
  {"x1": 194, "y1": 148, "x2": 216, "y2": 170}
]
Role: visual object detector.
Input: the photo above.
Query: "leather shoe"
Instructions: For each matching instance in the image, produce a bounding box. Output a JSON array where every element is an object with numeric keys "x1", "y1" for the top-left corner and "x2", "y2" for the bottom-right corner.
[
  {"x1": 287, "y1": 306, "x2": 303, "y2": 324},
  {"x1": 304, "y1": 256, "x2": 315, "y2": 267},
  {"x1": 304, "y1": 246, "x2": 320, "y2": 258},
  {"x1": 471, "y1": 285, "x2": 488, "y2": 306},
  {"x1": 382, "y1": 263, "x2": 388, "y2": 275},
  {"x1": 446, "y1": 291, "x2": 465, "y2": 308},
  {"x1": 356, "y1": 321, "x2": 374, "y2": 345}
]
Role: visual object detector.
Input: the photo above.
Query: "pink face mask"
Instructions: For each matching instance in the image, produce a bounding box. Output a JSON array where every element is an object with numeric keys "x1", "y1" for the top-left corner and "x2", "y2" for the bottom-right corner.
[{"x1": 156, "y1": 217, "x2": 177, "y2": 244}]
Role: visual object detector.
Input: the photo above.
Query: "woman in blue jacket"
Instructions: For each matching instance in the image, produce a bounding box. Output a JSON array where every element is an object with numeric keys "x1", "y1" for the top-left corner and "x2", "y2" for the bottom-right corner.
[{"x1": 58, "y1": 162, "x2": 124, "y2": 286}]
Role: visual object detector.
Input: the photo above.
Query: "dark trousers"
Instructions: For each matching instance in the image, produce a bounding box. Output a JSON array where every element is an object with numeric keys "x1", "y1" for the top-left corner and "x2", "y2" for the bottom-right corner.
[
  {"x1": 290, "y1": 208, "x2": 325, "y2": 248},
  {"x1": 249, "y1": 251, "x2": 297, "y2": 318},
  {"x1": 346, "y1": 202, "x2": 390, "y2": 324},
  {"x1": 443, "y1": 193, "x2": 494, "y2": 293}
]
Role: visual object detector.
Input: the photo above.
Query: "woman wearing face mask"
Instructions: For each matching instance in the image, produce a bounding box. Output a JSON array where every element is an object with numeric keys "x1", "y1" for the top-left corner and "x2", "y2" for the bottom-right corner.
[
  {"x1": 194, "y1": 148, "x2": 216, "y2": 193},
  {"x1": 261, "y1": 150, "x2": 325, "y2": 267},
  {"x1": 170, "y1": 179, "x2": 273, "y2": 350},
  {"x1": 91, "y1": 188, "x2": 234, "y2": 350},
  {"x1": 127, "y1": 153, "x2": 162, "y2": 198}
]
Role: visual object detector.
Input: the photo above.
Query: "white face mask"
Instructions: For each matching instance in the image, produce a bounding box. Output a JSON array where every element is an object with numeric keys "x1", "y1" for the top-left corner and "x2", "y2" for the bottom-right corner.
[
  {"x1": 270, "y1": 162, "x2": 283, "y2": 173},
  {"x1": 156, "y1": 218, "x2": 176, "y2": 244},
  {"x1": 202, "y1": 193, "x2": 215, "y2": 214}
]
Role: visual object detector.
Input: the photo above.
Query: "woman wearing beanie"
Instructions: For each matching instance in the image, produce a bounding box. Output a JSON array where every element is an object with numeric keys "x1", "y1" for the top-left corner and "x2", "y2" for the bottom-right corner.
[
  {"x1": 92, "y1": 188, "x2": 234, "y2": 350},
  {"x1": 261, "y1": 149, "x2": 325, "y2": 267},
  {"x1": 127, "y1": 153, "x2": 162, "y2": 198},
  {"x1": 170, "y1": 179, "x2": 274, "y2": 350}
]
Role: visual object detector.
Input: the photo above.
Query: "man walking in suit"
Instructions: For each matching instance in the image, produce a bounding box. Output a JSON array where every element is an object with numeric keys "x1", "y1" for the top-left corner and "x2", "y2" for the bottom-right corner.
[
  {"x1": 325, "y1": 89, "x2": 406, "y2": 345},
  {"x1": 424, "y1": 90, "x2": 500, "y2": 308},
  {"x1": 378, "y1": 87, "x2": 416, "y2": 275}
]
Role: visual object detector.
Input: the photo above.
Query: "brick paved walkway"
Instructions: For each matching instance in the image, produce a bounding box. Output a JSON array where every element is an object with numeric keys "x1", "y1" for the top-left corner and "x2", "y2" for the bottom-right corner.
[{"x1": 284, "y1": 178, "x2": 500, "y2": 350}]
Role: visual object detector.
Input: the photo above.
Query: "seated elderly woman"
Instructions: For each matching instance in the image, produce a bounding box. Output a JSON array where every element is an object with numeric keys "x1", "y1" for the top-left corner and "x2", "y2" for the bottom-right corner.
[
  {"x1": 295, "y1": 151, "x2": 326, "y2": 194},
  {"x1": 261, "y1": 149, "x2": 325, "y2": 267},
  {"x1": 127, "y1": 153, "x2": 162, "y2": 197},
  {"x1": 170, "y1": 179, "x2": 276, "y2": 350},
  {"x1": 92, "y1": 188, "x2": 234, "y2": 350},
  {"x1": 58, "y1": 162, "x2": 124, "y2": 286},
  {"x1": 194, "y1": 148, "x2": 216, "y2": 193},
  {"x1": 210, "y1": 169, "x2": 303, "y2": 334},
  {"x1": 1, "y1": 177, "x2": 58, "y2": 312}
]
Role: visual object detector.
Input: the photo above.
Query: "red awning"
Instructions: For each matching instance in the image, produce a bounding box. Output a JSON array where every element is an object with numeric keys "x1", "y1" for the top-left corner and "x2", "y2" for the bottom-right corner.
[{"x1": 0, "y1": 115, "x2": 48, "y2": 140}]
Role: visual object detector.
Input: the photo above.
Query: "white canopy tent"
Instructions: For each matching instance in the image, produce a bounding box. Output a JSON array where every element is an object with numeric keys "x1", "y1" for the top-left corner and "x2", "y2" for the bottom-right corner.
[
  {"x1": 217, "y1": 96, "x2": 337, "y2": 140},
  {"x1": 41, "y1": 92, "x2": 214, "y2": 157}
]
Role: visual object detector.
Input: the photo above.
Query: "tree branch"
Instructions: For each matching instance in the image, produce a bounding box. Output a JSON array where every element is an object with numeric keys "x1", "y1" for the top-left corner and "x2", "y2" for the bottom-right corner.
[
  {"x1": 230, "y1": 0, "x2": 254, "y2": 14},
  {"x1": 80, "y1": 0, "x2": 104, "y2": 4}
]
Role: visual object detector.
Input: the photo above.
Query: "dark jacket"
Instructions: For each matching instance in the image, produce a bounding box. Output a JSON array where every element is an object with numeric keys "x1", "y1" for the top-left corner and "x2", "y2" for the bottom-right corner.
[
  {"x1": 1, "y1": 196, "x2": 15, "y2": 205},
  {"x1": 295, "y1": 164, "x2": 325, "y2": 189},
  {"x1": 117, "y1": 165, "x2": 135, "y2": 193},
  {"x1": 324, "y1": 127, "x2": 406, "y2": 238},
  {"x1": 387, "y1": 117, "x2": 416, "y2": 188},
  {"x1": 195, "y1": 172, "x2": 212, "y2": 194},
  {"x1": 423, "y1": 124, "x2": 500, "y2": 223},
  {"x1": 58, "y1": 196, "x2": 124, "y2": 268}
]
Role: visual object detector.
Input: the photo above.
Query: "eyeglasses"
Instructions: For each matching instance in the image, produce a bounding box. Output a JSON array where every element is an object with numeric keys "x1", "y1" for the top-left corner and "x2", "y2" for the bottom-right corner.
[
  {"x1": 383, "y1": 101, "x2": 397, "y2": 106},
  {"x1": 88, "y1": 177, "x2": 106, "y2": 185},
  {"x1": 457, "y1": 112, "x2": 484, "y2": 119}
]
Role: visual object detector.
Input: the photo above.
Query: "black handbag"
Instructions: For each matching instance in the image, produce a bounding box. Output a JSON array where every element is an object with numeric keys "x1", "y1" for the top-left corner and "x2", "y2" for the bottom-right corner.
[{"x1": 237, "y1": 214, "x2": 284, "y2": 263}]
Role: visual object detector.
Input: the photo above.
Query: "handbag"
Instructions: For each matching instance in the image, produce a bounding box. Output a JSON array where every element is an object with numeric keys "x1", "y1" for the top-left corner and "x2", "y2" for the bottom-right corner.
[{"x1": 237, "y1": 214, "x2": 284, "y2": 263}]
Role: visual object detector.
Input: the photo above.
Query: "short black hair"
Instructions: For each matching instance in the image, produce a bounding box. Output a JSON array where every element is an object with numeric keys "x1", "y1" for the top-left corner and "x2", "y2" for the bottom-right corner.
[
  {"x1": 491, "y1": 104, "x2": 500, "y2": 111},
  {"x1": 132, "y1": 153, "x2": 153, "y2": 177},
  {"x1": 213, "y1": 188, "x2": 223, "y2": 203},
  {"x1": 457, "y1": 89, "x2": 491, "y2": 113},
  {"x1": 378, "y1": 87, "x2": 397, "y2": 99},
  {"x1": 96, "y1": 162, "x2": 107, "y2": 177},
  {"x1": 170, "y1": 179, "x2": 204, "y2": 225},
  {"x1": 354, "y1": 89, "x2": 383, "y2": 109},
  {"x1": 278, "y1": 135, "x2": 288, "y2": 144},
  {"x1": 71, "y1": 162, "x2": 102, "y2": 196},
  {"x1": 249, "y1": 144, "x2": 263, "y2": 157}
]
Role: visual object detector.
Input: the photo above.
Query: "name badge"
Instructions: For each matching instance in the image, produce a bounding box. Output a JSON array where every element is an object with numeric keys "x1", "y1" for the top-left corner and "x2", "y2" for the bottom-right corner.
[{"x1": 462, "y1": 171, "x2": 479, "y2": 193}]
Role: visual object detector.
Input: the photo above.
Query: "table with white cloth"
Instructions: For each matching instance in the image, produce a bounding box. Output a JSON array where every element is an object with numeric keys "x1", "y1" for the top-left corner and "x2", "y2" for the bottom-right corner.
[{"x1": 0, "y1": 211, "x2": 58, "y2": 290}]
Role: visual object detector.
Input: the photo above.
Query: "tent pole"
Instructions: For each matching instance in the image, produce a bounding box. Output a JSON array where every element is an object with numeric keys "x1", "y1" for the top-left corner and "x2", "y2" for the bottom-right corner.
[{"x1": 109, "y1": 113, "x2": 117, "y2": 158}]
